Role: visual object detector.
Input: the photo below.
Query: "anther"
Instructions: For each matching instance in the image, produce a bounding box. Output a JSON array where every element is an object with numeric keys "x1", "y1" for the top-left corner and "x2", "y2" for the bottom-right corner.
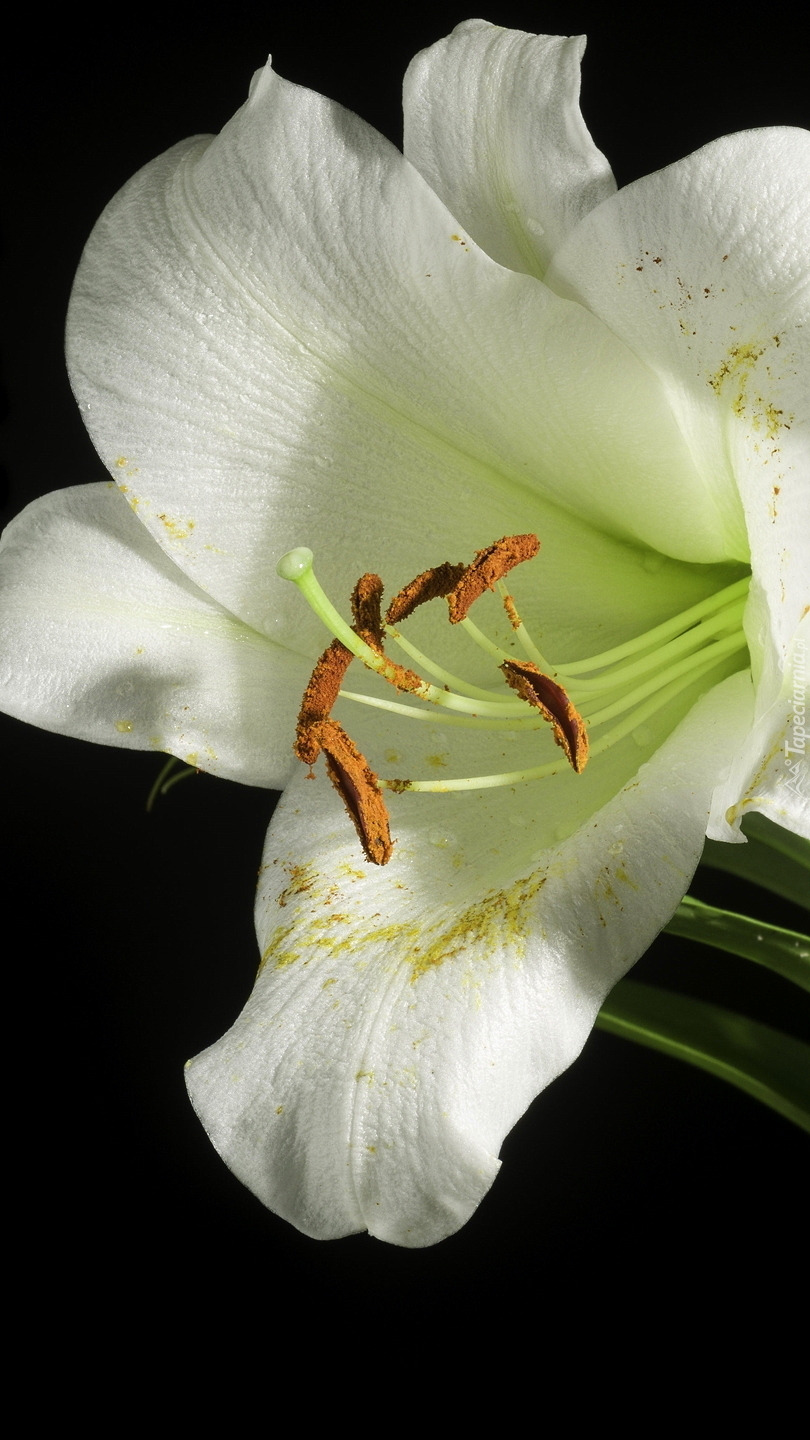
[
  {"x1": 314, "y1": 719, "x2": 394, "y2": 865},
  {"x1": 294, "y1": 638, "x2": 354, "y2": 765},
  {"x1": 351, "y1": 573, "x2": 385, "y2": 652},
  {"x1": 447, "y1": 534, "x2": 540, "y2": 623},
  {"x1": 385, "y1": 561, "x2": 466, "y2": 625},
  {"x1": 501, "y1": 659, "x2": 589, "y2": 772}
]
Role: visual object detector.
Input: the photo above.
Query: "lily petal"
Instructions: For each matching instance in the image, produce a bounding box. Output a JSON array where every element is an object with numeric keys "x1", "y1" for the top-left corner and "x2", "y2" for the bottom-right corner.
[
  {"x1": 0, "y1": 484, "x2": 308, "y2": 785},
  {"x1": 545, "y1": 129, "x2": 810, "y2": 630},
  {"x1": 67, "y1": 56, "x2": 738, "y2": 661},
  {"x1": 185, "y1": 669, "x2": 753, "y2": 1246},
  {"x1": 545, "y1": 128, "x2": 810, "y2": 837},
  {"x1": 403, "y1": 19, "x2": 616, "y2": 279},
  {"x1": 709, "y1": 609, "x2": 810, "y2": 841}
]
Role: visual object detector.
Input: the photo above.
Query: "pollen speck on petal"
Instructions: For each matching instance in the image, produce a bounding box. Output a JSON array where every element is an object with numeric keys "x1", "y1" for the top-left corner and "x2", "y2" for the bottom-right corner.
[{"x1": 501, "y1": 658, "x2": 589, "y2": 772}]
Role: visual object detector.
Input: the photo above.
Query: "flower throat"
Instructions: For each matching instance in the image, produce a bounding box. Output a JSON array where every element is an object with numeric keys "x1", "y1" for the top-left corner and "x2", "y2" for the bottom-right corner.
[{"x1": 278, "y1": 537, "x2": 749, "y2": 866}]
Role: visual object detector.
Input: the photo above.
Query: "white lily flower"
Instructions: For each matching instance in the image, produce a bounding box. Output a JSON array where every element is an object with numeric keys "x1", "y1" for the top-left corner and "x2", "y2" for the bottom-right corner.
[{"x1": 1, "y1": 21, "x2": 807, "y2": 1247}]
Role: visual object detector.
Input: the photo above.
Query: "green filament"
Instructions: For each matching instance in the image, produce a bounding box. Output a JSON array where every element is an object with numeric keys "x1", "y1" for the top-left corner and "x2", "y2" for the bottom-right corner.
[
  {"x1": 385, "y1": 625, "x2": 508, "y2": 703},
  {"x1": 555, "y1": 575, "x2": 750, "y2": 674},
  {"x1": 495, "y1": 580, "x2": 553, "y2": 670},
  {"x1": 277, "y1": 548, "x2": 526, "y2": 717},
  {"x1": 338, "y1": 689, "x2": 545, "y2": 729},
  {"x1": 278, "y1": 547, "x2": 751, "y2": 797},
  {"x1": 382, "y1": 648, "x2": 735, "y2": 792}
]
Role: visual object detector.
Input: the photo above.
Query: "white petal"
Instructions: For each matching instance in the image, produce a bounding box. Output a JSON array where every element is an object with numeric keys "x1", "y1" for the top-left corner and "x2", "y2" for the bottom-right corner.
[
  {"x1": 546, "y1": 129, "x2": 810, "y2": 595},
  {"x1": 66, "y1": 59, "x2": 735, "y2": 662},
  {"x1": 185, "y1": 670, "x2": 753, "y2": 1247},
  {"x1": 545, "y1": 129, "x2": 810, "y2": 839},
  {"x1": 708, "y1": 610, "x2": 810, "y2": 841},
  {"x1": 0, "y1": 484, "x2": 308, "y2": 786},
  {"x1": 403, "y1": 20, "x2": 616, "y2": 278}
]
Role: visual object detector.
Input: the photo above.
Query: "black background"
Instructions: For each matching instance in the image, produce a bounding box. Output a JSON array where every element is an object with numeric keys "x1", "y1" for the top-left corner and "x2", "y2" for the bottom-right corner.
[{"x1": 3, "y1": 3, "x2": 808, "y2": 1338}]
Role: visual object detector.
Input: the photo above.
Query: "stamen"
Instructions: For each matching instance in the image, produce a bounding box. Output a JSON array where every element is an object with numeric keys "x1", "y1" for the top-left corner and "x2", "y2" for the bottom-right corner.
[
  {"x1": 447, "y1": 534, "x2": 540, "y2": 622},
  {"x1": 501, "y1": 660, "x2": 589, "y2": 772},
  {"x1": 351, "y1": 573, "x2": 385, "y2": 652},
  {"x1": 313, "y1": 719, "x2": 394, "y2": 865},
  {"x1": 294, "y1": 638, "x2": 354, "y2": 765},
  {"x1": 277, "y1": 548, "x2": 531, "y2": 717},
  {"x1": 385, "y1": 561, "x2": 466, "y2": 625},
  {"x1": 383, "y1": 646, "x2": 736, "y2": 793},
  {"x1": 279, "y1": 543, "x2": 750, "y2": 862},
  {"x1": 386, "y1": 624, "x2": 513, "y2": 703}
]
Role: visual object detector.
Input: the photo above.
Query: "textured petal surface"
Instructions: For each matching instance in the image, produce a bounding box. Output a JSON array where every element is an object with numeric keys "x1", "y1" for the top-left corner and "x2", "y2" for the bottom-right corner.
[
  {"x1": 0, "y1": 484, "x2": 308, "y2": 785},
  {"x1": 403, "y1": 20, "x2": 615, "y2": 278},
  {"x1": 545, "y1": 129, "x2": 810, "y2": 838},
  {"x1": 546, "y1": 130, "x2": 810, "y2": 641},
  {"x1": 708, "y1": 609, "x2": 810, "y2": 842},
  {"x1": 66, "y1": 57, "x2": 740, "y2": 669},
  {"x1": 185, "y1": 670, "x2": 753, "y2": 1246}
]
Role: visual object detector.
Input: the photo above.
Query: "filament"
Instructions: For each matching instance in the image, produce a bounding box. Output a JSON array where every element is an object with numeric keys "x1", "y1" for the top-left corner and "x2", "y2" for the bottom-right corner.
[{"x1": 278, "y1": 546, "x2": 750, "y2": 801}]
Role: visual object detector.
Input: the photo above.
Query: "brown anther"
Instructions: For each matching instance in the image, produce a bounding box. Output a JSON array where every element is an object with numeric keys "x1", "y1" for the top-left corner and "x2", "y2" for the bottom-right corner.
[
  {"x1": 500, "y1": 659, "x2": 589, "y2": 773},
  {"x1": 294, "y1": 639, "x2": 354, "y2": 765},
  {"x1": 385, "y1": 561, "x2": 466, "y2": 626},
  {"x1": 447, "y1": 535, "x2": 540, "y2": 623},
  {"x1": 351, "y1": 573, "x2": 385, "y2": 651},
  {"x1": 314, "y1": 719, "x2": 394, "y2": 865}
]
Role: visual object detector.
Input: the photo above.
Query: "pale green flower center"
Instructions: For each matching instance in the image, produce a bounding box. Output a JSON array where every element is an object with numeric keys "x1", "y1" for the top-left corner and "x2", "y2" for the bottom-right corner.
[{"x1": 278, "y1": 545, "x2": 749, "y2": 794}]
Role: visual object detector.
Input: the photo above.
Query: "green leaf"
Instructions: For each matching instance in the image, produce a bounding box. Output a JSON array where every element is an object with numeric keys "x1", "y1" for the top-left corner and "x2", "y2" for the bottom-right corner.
[
  {"x1": 700, "y1": 812, "x2": 810, "y2": 911},
  {"x1": 665, "y1": 895, "x2": 810, "y2": 992},
  {"x1": 596, "y1": 980, "x2": 810, "y2": 1133}
]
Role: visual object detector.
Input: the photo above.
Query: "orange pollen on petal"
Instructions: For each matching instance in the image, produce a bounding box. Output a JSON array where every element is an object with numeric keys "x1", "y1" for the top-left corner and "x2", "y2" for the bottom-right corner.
[
  {"x1": 351, "y1": 572, "x2": 385, "y2": 651},
  {"x1": 500, "y1": 659, "x2": 589, "y2": 773},
  {"x1": 385, "y1": 560, "x2": 466, "y2": 625},
  {"x1": 314, "y1": 719, "x2": 394, "y2": 865},
  {"x1": 447, "y1": 534, "x2": 540, "y2": 623},
  {"x1": 294, "y1": 638, "x2": 354, "y2": 765}
]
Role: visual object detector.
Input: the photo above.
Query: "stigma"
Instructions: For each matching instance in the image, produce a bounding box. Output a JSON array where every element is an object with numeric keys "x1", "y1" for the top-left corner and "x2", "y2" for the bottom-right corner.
[{"x1": 277, "y1": 539, "x2": 749, "y2": 865}]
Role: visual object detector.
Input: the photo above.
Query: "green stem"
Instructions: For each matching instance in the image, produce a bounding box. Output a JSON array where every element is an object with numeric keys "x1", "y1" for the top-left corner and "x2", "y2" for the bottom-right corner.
[
  {"x1": 596, "y1": 979, "x2": 810, "y2": 1133},
  {"x1": 665, "y1": 896, "x2": 810, "y2": 992}
]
